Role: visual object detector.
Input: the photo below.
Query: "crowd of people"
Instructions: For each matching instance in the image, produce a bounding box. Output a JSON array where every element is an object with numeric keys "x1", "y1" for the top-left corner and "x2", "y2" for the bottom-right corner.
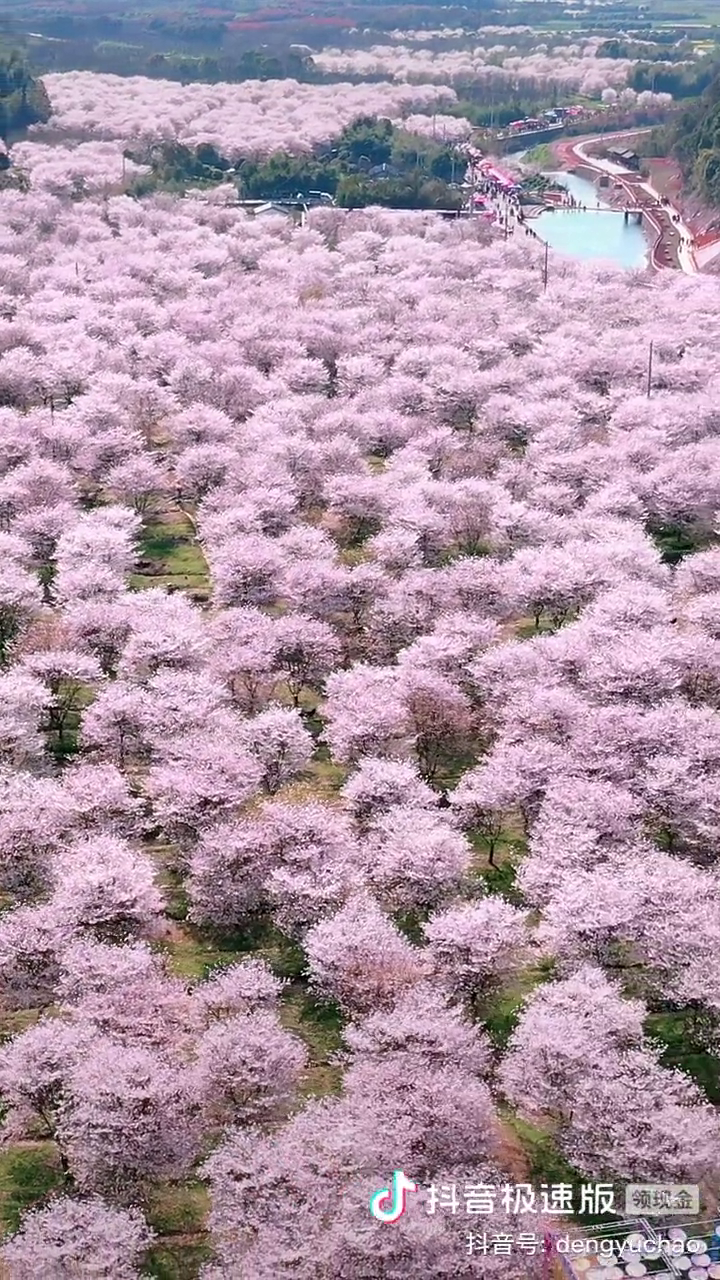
[{"x1": 466, "y1": 161, "x2": 525, "y2": 235}]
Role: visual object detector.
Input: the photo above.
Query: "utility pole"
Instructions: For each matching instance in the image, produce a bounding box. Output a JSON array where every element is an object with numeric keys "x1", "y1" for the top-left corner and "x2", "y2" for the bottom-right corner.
[
  {"x1": 542, "y1": 239, "x2": 549, "y2": 290},
  {"x1": 646, "y1": 340, "x2": 653, "y2": 397}
]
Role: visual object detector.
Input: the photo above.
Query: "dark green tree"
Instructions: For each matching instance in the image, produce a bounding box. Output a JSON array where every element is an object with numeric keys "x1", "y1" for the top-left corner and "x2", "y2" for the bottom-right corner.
[
  {"x1": 0, "y1": 50, "x2": 51, "y2": 141},
  {"x1": 337, "y1": 115, "x2": 393, "y2": 168}
]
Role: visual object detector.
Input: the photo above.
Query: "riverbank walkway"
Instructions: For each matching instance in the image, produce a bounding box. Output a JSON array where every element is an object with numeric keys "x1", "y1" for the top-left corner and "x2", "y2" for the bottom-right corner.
[
  {"x1": 560, "y1": 130, "x2": 697, "y2": 274},
  {"x1": 464, "y1": 140, "x2": 697, "y2": 273}
]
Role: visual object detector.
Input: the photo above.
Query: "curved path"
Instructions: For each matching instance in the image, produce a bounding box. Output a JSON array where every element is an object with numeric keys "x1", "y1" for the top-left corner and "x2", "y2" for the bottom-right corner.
[{"x1": 559, "y1": 129, "x2": 697, "y2": 274}]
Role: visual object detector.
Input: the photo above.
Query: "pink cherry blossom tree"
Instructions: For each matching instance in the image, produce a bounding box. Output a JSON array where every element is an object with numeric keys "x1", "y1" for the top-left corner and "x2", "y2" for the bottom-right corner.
[
  {"x1": 194, "y1": 1011, "x2": 307, "y2": 1126},
  {"x1": 57, "y1": 1039, "x2": 202, "y2": 1198},
  {"x1": 423, "y1": 898, "x2": 531, "y2": 1006},
  {"x1": 237, "y1": 705, "x2": 315, "y2": 795},
  {"x1": 0, "y1": 1196, "x2": 153, "y2": 1279},
  {"x1": 304, "y1": 894, "x2": 428, "y2": 1013},
  {"x1": 50, "y1": 835, "x2": 165, "y2": 944},
  {"x1": 365, "y1": 805, "x2": 473, "y2": 912},
  {"x1": 0, "y1": 562, "x2": 43, "y2": 666},
  {"x1": 341, "y1": 754, "x2": 437, "y2": 830},
  {"x1": 270, "y1": 613, "x2": 341, "y2": 707}
]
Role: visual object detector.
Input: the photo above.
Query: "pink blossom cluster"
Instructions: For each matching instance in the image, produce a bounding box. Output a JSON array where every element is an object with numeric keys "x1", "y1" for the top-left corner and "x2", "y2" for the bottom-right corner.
[
  {"x1": 0, "y1": 183, "x2": 718, "y2": 1274},
  {"x1": 11, "y1": 140, "x2": 149, "y2": 195},
  {"x1": 602, "y1": 86, "x2": 673, "y2": 108},
  {"x1": 400, "y1": 112, "x2": 474, "y2": 141},
  {"x1": 312, "y1": 45, "x2": 638, "y2": 96},
  {"x1": 387, "y1": 25, "x2": 535, "y2": 40},
  {"x1": 35, "y1": 72, "x2": 457, "y2": 157}
]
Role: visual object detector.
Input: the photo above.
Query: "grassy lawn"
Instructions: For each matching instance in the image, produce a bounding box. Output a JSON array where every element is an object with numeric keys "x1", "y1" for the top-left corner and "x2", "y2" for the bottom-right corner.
[
  {"x1": 482, "y1": 961, "x2": 554, "y2": 1049},
  {"x1": 145, "y1": 1183, "x2": 211, "y2": 1279},
  {"x1": 132, "y1": 515, "x2": 209, "y2": 596},
  {"x1": 523, "y1": 143, "x2": 556, "y2": 167},
  {"x1": 161, "y1": 923, "x2": 260, "y2": 981},
  {"x1": 0, "y1": 1145, "x2": 65, "y2": 1235},
  {"x1": 0, "y1": 1007, "x2": 42, "y2": 1042},
  {"x1": 280, "y1": 985, "x2": 345, "y2": 1098},
  {"x1": 284, "y1": 757, "x2": 348, "y2": 802},
  {"x1": 468, "y1": 813, "x2": 528, "y2": 900},
  {"x1": 145, "y1": 1242, "x2": 214, "y2": 1280},
  {"x1": 501, "y1": 1114, "x2": 608, "y2": 1221},
  {"x1": 646, "y1": 1009, "x2": 720, "y2": 1103},
  {"x1": 146, "y1": 1183, "x2": 209, "y2": 1236}
]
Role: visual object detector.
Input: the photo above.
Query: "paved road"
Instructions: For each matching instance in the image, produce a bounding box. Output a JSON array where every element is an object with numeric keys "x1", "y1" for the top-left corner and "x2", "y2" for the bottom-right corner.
[{"x1": 566, "y1": 130, "x2": 697, "y2": 274}]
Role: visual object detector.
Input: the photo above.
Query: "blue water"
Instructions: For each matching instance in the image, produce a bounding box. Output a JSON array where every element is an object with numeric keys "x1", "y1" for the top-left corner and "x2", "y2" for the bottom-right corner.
[{"x1": 533, "y1": 171, "x2": 648, "y2": 269}]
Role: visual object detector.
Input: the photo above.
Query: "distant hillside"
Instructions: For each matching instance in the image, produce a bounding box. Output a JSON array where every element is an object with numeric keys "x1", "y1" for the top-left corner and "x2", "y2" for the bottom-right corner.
[
  {"x1": 0, "y1": 49, "x2": 51, "y2": 140},
  {"x1": 669, "y1": 73, "x2": 720, "y2": 205}
]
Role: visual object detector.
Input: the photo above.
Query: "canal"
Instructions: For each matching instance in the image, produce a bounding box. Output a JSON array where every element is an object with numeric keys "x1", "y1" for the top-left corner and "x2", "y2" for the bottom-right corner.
[{"x1": 533, "y1": 171, "x2": 648, "y2": 269}]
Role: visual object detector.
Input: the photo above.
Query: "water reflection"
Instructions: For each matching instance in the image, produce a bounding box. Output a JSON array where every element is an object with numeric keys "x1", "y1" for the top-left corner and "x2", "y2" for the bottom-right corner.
[{"x1": 533, "y1": 171, "x2": 648, "y2": 269}]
